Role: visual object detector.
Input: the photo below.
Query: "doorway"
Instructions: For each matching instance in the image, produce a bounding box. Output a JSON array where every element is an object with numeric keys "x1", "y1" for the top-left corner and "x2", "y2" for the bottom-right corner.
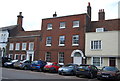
[{"x1": 71, "y1": 50, "x2": 85, "y2": 65}]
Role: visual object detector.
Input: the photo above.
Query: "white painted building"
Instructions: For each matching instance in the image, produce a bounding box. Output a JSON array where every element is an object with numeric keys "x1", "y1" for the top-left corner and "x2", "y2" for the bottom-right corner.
[
  {"x1": 85, "y1": 30, "x2": 120, "y2": 69},
  {"x1": 0, "y1": 25, "x2": 17, "y2": 57}
]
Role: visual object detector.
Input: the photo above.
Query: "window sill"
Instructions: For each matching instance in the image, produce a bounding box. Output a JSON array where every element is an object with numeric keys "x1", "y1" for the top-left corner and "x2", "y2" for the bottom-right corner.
[
  {"x1": 59, "y1": 44, "x2": 65, "y2": 47},
  {"x1": 91, "y1": 49, "x2": 102, "y2": 51},
  {"x1": 47, "y1": 28, "x2": 52, "y2": 30},
  {"x1": 46, "y1": 44, "x2": 52, "y2": 47},
  {"x1": 73, "y1": 26, "x2": 79, "y2": 28},
  {"x1": 72, "y1": 44, "x2": 79, "y2": 46},
  {"x1": 60, "y1": 27, "x2": 66, "y2": 29}
]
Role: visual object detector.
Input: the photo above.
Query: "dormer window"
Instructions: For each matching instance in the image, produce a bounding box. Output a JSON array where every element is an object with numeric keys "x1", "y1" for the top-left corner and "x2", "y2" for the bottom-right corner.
[{"x1": 96, "y1": 28, "x2": 105, "y2": 32}]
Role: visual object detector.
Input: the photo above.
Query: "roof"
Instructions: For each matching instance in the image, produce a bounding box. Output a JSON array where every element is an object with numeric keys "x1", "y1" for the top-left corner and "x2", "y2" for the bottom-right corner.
[
  {"x1": 0, "y1": 25, "x2": 18, "y2": 31},
  {"x1": 43, "y1": 13, "x2": 87, "y2": 20}
]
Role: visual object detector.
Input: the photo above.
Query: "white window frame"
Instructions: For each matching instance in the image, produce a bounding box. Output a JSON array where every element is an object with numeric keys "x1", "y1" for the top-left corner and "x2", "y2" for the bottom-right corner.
[
  {"x1": 73, "y1": 20, "x2": 80, "y2": 28},
  {"x1": 22, "y1": 43, "x2": 27, "y2": 50},
  {"x1": 72, "y1": 35, "x2": 79, "y2": 46},
  {"x1": 45, "y1": 52, "x2": 51, "y2": 62},
  {"x1": 92, "y1": 57, "x2": 103, "y2": 67},
  {"x1": 21, "y1": 54, "x2": 26, "y2": 60},
  {"x1": 46, "y1": 36, "x2": 52, "y2": 46},
  {"x1": 47, "y1": 23, "x2": 52, "y2": 30},
  {"x1": 9, "y1": 43, "x2": 14, "y2": 50},
  {"x1": 29, "y1": 42, "x2": 34, "y2": 50},
  {"x1": 9, "y1": 54, "x2": 13, "y2": 59},
  {"x1": 15, "y1": 43, "x2": 20, "y2": 50},
  {"x1": 90, "y1": 40, "x2": 102, "y2": 50},
  {"x1": 58, "y1": 52, "x2": 64, "y2": 65},
  {"x1": 59, "y1": 36, "x2": 65, "y2": 46},
  {"x1": 60, "y1": 22, "x2": 66, "y2": 29}
]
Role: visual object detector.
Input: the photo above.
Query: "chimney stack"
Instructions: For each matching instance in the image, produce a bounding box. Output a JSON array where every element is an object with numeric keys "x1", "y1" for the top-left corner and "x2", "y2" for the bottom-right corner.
[
  {"x1": 87, "y1": 2, "x2": 91, "y2": 20},
  {"x1": 98, "y1": 9, "x2": 105, "y2": 21},
  {"x1": 17, "y1": 12, "x2": 24, "y2": 31},
  {"x1": 53, "y1": 12, "x2": 57, "y2": 18}
]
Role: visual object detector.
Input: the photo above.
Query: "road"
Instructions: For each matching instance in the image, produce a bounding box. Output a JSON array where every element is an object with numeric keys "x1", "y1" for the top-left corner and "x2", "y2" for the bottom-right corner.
[{"x1": 1, "y1": 67, "x2": 99, "y2": 81}]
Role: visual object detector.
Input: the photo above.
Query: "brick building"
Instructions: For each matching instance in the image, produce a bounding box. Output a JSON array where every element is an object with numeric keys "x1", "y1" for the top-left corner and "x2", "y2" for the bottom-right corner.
[
  {"x1": 39, "y1": 3, "x2": 92, "y2": 65},
  {"x1": 6, "y1": 2, "x2": 120, "y2": 68},
  {"x1": 7, "y1": 12, "x2": 41, "y2": 61}
]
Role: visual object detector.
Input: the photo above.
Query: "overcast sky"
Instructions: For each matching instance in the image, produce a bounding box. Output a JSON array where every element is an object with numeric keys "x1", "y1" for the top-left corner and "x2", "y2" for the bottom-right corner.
[{"x1": 0, "y1": 0, "x2": 119, "y2": 31}]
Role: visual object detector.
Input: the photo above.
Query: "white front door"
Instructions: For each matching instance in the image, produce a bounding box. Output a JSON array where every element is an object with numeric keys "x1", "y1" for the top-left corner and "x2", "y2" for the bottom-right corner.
[
  {"x1": 26, "y1": 51, "x2": 34, "y2": 61},
  {"x1": 73, "y1": 57, "x2": 82, "y2": 65}
]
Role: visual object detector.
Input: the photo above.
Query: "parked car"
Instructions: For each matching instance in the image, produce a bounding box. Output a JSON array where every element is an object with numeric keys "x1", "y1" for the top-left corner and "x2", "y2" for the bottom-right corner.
[
  {"x1": 75, "y1": 64, "x2": 98, "y2": 79},
  {"x1": 19, "y1": 60, "x2": 31, "y2": 70},
  {"x1": 97, "y1": 66, "x2": 120, "y2": 81},
  {"x1": 4, "y1": 59, "x2": 19, "y2": 68},
  {"x1": 43, "y1": 62, "x2": 60, "y2": 72},
  {"x1": 58, "y1": 63, "x2": 78, "y2": 75},
  {"x1": 2, "y1": 57, "x2": 12, "y2": 67},
  {"x1": 14, "y1": 60, "x2": 31, "y2": 69},
  {"x1": 30, "y1": 60, "x2": 47, "y2": 71}
]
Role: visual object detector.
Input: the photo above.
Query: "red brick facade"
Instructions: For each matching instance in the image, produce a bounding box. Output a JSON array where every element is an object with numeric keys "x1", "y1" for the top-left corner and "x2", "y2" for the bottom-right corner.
[{"x1": 39, "y1": 14, "x2": 89, "y2": 65}]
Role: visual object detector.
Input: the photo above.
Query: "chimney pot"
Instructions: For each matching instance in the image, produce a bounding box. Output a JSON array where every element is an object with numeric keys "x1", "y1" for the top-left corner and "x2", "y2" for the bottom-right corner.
[
  {"x1": 53, "y1": 12, "x2": 57, "y2": 17},
  {"x1": 88, "y1": 2, "x2": 90, "y2": 6},
  {"x1": 98, "y1": 9, "x2": 105, "y2": 21}
]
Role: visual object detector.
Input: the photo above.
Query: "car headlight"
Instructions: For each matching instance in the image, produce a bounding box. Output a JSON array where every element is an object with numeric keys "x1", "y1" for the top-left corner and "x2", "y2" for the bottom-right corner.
[
  {"x1": 64, "y1": 69, "x2": 69, "y2": 71},
  {"x1": 58, "y1": 68, "x2": 62, "y2": 71},
  {"x1": 97, "y1": 72, "x2": 101, "y2": 75}
]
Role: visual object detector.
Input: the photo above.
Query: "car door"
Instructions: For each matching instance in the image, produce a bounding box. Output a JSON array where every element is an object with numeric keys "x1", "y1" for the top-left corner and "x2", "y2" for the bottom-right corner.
[{"x1": 91, "y1": 65, "x2": 98, "y2": 76}]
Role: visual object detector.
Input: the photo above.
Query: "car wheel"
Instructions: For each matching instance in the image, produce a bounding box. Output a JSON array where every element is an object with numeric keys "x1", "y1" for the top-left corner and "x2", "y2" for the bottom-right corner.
[
  {"x1": 89, "y1": 72, "x2": 93, "y2": 79},
  {"x1": 38, "y1": 68, "x2": 42, "y2": 72},
  {"x1": 76, "y1": 74, "x2": 80, "y2": 77},
  {"x1": 117, "y1": 75, "x2": 120, "y2": 81},
  {"x1": 24, "y1": 66, "x2": 28, "y2": 70},
  {"x1": 49, "y1": 67, "x2": 56, "y2": 73}
]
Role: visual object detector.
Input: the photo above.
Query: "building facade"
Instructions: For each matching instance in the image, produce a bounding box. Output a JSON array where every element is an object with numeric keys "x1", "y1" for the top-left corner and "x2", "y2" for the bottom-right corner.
[
  {"x1": 85, "y1": 9, "x2": 120, "y2": 69},
  {"x1": 0, "y1": 25, "x2": 18, "y2": 57},
  {"x1": 6, "y1": 12, "x2": 41, "y2": 61},
  {"x1": 85, "y1": 31, "x2": 120, "y2": 69},
  {"x1": 39, "y1": 3, "x2": 91, "y2": 65}
]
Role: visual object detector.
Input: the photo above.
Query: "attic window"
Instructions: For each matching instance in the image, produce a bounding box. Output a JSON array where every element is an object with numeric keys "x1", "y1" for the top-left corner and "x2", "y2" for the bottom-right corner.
[{"x1": 96, "y1": 28, "x2": 105, "y2": 32}]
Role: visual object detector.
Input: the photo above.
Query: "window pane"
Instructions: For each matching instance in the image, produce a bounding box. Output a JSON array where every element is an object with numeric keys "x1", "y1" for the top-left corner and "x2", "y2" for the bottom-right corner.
[
  {"x1": 60, "y1": 22, "x2": 66, "y2": 28},
  {"x1": 46, "y1": 37, "x2": 52, "y2": 45},
  {"x1": 9, "y1": 43, "x2": 14, "y2": 50},
  {"x1": 73, "y1": 21, "x2": 79, "y2": 27},
  {"x1": 22, "y1": 43, "x2": 27, "y2": 50},
  {"x1": 59, "y1": 36, "x2": 65, "y2": 45},
  {"x1": 72, "y1": 35, "x2": 79, "y2": 45},
  {"x1": 29, "y1": 42, "x2": 34, "y2": 50},
  {"x1": 59, "y1": 52, "x2": 64, "y2": 63},
  {"x1": 15, "y1": 43, "x2": 20, "y2": 50},
  {"x1": 46, "y1": 52, "x2": 51, "y2": 62},
  {"x1": 91, "y1": 40, "x2": 102, "y2": 50},
  {"x1": 47, "y1": 23, "x2": 52, "y2": 30}
]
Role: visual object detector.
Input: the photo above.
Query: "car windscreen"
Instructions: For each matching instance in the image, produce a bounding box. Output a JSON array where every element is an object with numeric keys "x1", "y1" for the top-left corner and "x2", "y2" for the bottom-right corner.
[
  {"x1": 102, "y1": 67, "x2": 119, "y2": 72},
  {"x1": 65, "y1": 64, "x2": 74, "y2": 68},
  {"x1": 47, "y1": 63, "x2": 53, "y2": 65},
  {"x1": 78, "y1": 65, "x2": 89, "y2": 70},
  {"x1": 31, "y1": 61, "x2": 38, "y2": 64}
]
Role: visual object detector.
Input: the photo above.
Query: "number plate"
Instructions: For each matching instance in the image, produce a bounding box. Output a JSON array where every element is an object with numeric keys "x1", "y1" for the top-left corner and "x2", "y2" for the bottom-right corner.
[
  {"x1": 80, "y1": 69, "x2": 85, "y2": 71},
  {"x1": 102, "y1": 75, "x2": 109, "y2": 78}
]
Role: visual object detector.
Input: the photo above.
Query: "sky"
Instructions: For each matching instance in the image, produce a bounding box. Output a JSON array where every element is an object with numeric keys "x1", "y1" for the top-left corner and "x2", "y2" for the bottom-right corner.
[{"x1": 0, "y1": 0, "x2": 119, "y2": 31}]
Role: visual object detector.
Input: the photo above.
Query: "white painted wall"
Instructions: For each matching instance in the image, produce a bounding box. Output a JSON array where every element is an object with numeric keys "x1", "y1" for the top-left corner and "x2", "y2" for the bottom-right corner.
[{"x1": 85, "y1": 31, "x2": 119, "y2": 57}]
